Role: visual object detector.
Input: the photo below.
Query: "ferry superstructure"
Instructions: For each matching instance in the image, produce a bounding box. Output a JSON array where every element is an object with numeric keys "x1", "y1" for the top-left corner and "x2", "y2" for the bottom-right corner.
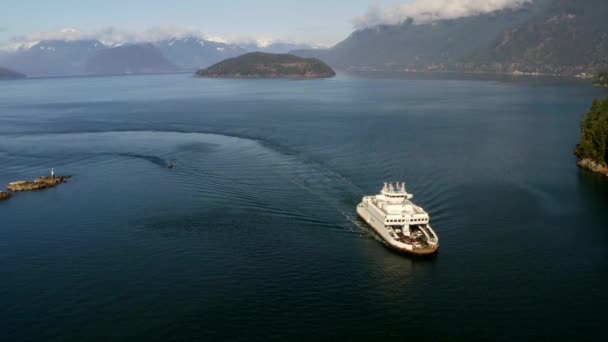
[{"x1": 357, "y1": 182, "x2": 439, "y2": 255}]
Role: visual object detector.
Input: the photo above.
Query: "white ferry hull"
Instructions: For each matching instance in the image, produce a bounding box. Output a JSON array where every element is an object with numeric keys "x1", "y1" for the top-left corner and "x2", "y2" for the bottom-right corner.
[{"x1": 357, "y1": 203, "x2": 439, "y2": 256}]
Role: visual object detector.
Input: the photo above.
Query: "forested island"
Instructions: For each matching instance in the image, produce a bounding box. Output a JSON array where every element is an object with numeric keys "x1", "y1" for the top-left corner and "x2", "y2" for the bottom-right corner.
[
  {"x1": 593, "y1": 72, "x2": 608, "y2": 87},
  {"x1": 0, "y1": 67, "x2": 26, "y2": 80},
  {"x1": 195, "y1": 52, "x2": 335, "y2": 78},
  {"x1": 575, "y1": 98, "x2": 608, "y2": 176}
]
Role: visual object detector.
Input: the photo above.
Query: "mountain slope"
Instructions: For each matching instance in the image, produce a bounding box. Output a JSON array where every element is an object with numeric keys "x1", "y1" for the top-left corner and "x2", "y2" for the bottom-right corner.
[
  {"x1": 0, "y1": 67, "x2": 26, "y2": 80},
  {"x1": 156, "y1": 37, "x2": 246, "y2": 71},
  {"x1": 472, "y1": 0, "x2": 608, "y2": 74},
  {"x1": 0, "y1": 40, "x2": 105, "y2": 76},
  {"x1": 294, "y1": 1, "x2": 544, "y2": 70},
  {"x1": 86, "y1": 44, "x2": 177, "y2": 75},
  {"x1": 294, "y1": 0, "x2": 608, "y2": 75}
]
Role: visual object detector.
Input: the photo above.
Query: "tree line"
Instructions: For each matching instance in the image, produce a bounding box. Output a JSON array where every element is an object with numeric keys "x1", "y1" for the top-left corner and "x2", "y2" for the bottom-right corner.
[{"x1": 576, "y1": 98, "x2": 608, "y2": 164}]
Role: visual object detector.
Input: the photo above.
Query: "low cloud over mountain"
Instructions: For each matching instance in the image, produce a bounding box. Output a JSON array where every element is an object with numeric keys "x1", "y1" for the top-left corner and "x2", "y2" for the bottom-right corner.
[
  {"x1": 294, "y1": 0, "x2": 608, "y2": 76},
  {"x1": 0, "y1": 27, "x2": 321, "y2": 76},
  {"x1": 353, "y1": 0, "x2": 532, "y2": 29},
  {"x1": 1, "y1": 26, "x2": 318, "y2": 53},
  {"x1": 3, "y1": 26, "x2": 212, "y2": 50}
]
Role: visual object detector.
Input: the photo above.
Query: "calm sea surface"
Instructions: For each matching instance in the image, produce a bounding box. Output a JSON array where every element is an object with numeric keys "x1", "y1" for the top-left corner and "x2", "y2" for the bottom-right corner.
[{"x1": 1, "y1": 73, "x2": 607, "y2": 341}]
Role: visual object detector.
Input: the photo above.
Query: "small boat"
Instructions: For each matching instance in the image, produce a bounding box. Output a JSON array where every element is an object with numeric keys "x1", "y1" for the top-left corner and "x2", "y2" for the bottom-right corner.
[{"x1": 357, "y1": 182, "x2": 439, "y2": 255}]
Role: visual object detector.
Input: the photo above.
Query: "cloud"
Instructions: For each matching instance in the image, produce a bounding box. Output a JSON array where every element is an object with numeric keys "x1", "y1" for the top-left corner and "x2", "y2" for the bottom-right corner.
[
  {"x1": 0, "y1": 26, "x2": 322, "y2": 51},
  {"x1": 6, "y1": 26, "x2": 205, "y2": 47},
  {"x1": 353, "y1": 0, "x2": 532, "y2": 29}
]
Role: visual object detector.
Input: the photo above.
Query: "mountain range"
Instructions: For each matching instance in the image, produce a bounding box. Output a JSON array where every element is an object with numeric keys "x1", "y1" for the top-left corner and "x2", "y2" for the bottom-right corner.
[
  {"x1": 85, "y1": 43, "x2": 177, "y2": 75},
  {"x1": 0, "y1": 37, "x2": 319, "y2": 76},
  {"x1": 2, "y1": 0, "x2": 607, "y2": 77},
  {"x1": 293, "y1": 0, "x2": 608, "y2": 76},
  {"x1": 0, "y1": 67, "x2": 26, "y2": 80}
]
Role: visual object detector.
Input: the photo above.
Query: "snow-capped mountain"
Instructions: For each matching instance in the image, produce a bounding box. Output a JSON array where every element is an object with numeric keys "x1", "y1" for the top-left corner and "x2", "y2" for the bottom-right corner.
[
  {"x1": 0, "y1": 40, "x2": 106, "y2": 76},
  {"x1": 155, "y1": 36, "x2": 246, "y2": 71},
  {"x1": 0, "y1": 36, "x2": 319, "y2": 76},
  {"x1": 239, "y1": 42, "x2": 319, "y2": 54},
  {"x1": 86, "y1": 43, "x2": 177, "y2": 75}
]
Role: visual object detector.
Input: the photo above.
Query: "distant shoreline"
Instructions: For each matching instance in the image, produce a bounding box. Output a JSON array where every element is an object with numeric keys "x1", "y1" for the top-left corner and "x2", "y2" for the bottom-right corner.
[
  {"x1": 195, "y1": 74, "x2": 335, "y2": 79},
  {"x1": 4, "y1": 69, "x2": 598, "y2": 84},
  {"x1": 340, "y1": 68, "x2": 583, "y2": 79}
]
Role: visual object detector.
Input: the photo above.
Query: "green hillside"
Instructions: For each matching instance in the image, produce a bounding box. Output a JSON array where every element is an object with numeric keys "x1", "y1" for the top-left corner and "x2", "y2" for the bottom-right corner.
[{"x1": 293, "y1": 0, "x2": 608, "y2": 76}]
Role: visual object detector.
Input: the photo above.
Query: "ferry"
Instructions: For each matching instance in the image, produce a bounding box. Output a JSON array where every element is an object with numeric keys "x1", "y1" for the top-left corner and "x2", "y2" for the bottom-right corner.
[{"x1": 357, "y1": 182, "x2": 439, "y2": 255}]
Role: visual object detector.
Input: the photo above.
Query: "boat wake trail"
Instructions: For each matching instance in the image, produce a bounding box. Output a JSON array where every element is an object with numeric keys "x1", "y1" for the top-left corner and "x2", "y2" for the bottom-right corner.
[
  {"x1": 1, "y1": 129, "x2": 370, "y2": 235},
  {"x1": 114, "y1": 153, "x2": 169, "y2": 167}
]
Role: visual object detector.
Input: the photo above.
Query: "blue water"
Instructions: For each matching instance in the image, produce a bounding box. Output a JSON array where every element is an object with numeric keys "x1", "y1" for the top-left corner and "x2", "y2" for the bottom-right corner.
[{"x1": 1, "y1": 73, "x2": 607, "y2": 341}]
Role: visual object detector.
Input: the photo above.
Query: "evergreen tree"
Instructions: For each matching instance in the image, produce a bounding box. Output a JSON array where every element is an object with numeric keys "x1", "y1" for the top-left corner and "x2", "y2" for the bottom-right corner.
[{"x1": 576, "y1": 98, "x2": 608, "y2": 165}]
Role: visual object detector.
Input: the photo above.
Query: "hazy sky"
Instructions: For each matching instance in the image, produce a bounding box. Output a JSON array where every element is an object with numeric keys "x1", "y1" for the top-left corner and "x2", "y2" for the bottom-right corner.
[
  {"x1": 1, "y1": 0, "x2": 530, "y2": 47},
  {"x1": 1, "y1": 0, "x2": 392, "y2": 46}
]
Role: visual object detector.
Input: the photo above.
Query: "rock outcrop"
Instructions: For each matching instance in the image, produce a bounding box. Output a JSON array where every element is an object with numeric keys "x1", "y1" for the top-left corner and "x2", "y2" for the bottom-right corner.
[
  {"x1": 577, "y1": 158, "x2": 608, "y2": 177},
  {"x1": 0, "y1": 191, "x2": 11, "y2": 201},
  {"x1": 7, "y1": 176, "x2": 70, "y2": 192}
]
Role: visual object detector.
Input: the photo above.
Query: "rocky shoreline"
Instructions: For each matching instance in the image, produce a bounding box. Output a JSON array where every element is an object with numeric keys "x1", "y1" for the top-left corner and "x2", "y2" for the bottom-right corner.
[
  {"x1": 8, "y1": 176, "x2": 70, "y2": 192},
  {"x1": 577, "y1": 158, "x2": 608, "y2": 176},
  {"x1": 1, "y1": 175, "x2": 70, "y2": 202},
  {"x1": 0, "y1": 191, "x2": 12, "y2": 201}
]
